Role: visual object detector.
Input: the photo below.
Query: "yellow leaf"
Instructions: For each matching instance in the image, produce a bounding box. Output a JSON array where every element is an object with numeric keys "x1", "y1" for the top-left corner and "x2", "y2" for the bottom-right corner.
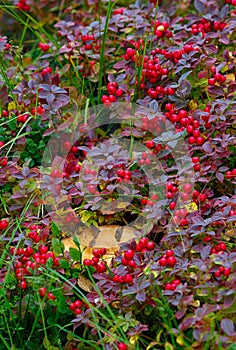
[
  {"x1": 190, "y1": 299, "x2": 200, "y2": 307},
  {"x1": 129, "y1": 335, "x2": 139, "y2": 345},
  {"x1": 165, "y1": 342, "x2": 174, "y2": 350},
  {"x1": 156, "y1": 330, "x2": 163, "y2": 343},
  {"x1": 176, "y1": 335, "x2": 185, "y2": 346},
  {"x1": 184, "y1": 202, "x2": 198, "y2": 213},
  {"x1": 226, "y1": 73, "x2": 235, "y2": 82},
  {"x1": 188, "y1": 100, "x2": 198, "y2": 110}
]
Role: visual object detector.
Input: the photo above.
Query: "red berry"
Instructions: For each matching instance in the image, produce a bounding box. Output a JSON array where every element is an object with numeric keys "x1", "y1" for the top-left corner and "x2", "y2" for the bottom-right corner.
[
  {"x1": 159, "y1": 257, "x2": 167, "y2": 266},
  {"x1": 118, "y1": 343, "x2": 128, "y2": 350},
  {"x1": 38, "y1": 287, "x2": 47, "y2": 297},
  {"x1": 196, "y1": 136, "x2": 204, "y2": 145},
  {"x1": 74, "y1": 308, "x2": 82, "y2": 315},
  {"x1": 192, "y1": 157, "x2": 200, "y2": 164},
  {"x1": 0, "y1": 220, "x2": 9, "y2": 230},
  {"x1": 19, "y1": 280, "x2": 27, "y2": 289},
  {"x1": 47, "y1": 292, "x2": 56, "y2": 300},
  {"x1": 223, "y1": 268, "x2": 231, "y2": 277},
  {"x1": 0, "y1": 157, "x2": 8, "y2": 166},
  {"x1": 169, "y1": 201, "x2": 176, "y2": 210},
  {"x1": 146, "y1": 140, "x2": 155, "y2": 149},
  {"x1": 83, "y1": 259, "x2": 92, "y2": 266},
  {"x1": 124, "y1": 249, "x2": 134, "y2": 260},
  {"x1": 146, "y1": 241, "x2": 155, "y2": 250},
  {"x1": 199, "y1": 193, "x2": 207, "y2": 202},
  {"x1": 167, "y1": 256, "x2": 177, "y2": 267},
  {"x1": 165, "y1": 249, "x2": 174, "y2": 257},
  {"x1": 165, "y1": 283, "x2": 173, "y2": 290},
  {"x1": 96, "y1": 262, "x2": 106, "y2": 273},
  {"x1": 138, "y1": 237, "x2": 148, "y2": 249},
  {"x1": 39, "y1": 245, "x2": 48, "y2": 254},
  {"x1": 123, "y1": 274, "x2": 133, "y2": 284}
]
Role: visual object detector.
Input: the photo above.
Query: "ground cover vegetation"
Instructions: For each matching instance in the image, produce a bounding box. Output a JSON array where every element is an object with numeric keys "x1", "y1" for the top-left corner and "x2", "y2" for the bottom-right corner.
[{"x1": 0, "y1": 0, "x2": 236, "y2": 349}]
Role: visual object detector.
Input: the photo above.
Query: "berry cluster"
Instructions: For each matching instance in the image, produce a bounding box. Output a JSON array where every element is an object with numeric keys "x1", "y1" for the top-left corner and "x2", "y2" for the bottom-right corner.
[
  {"x1": 116, "y1": 168, "x2": 132, "y2": 182},
  {"x1": 152, "y1": 20, "x2": 171, "y2": 38},
  {"x1": 141, "y1": 57, "x2": 169, "y2": 86},
  {"x1": 69, "y1": 299, "x2": 86, "y2": 315},
  {"x1": 164, "y1": 278, "x2": 181, "y2": 291},
  {"x1": 31, "y1": 105, "x2": 45, "y2": 116},
  {"x1": 27, "y1": 224, "x2": 44, "y2": 243},
  {"x1": 147, "y1": 85, "x2": 175, "y2": 99},
  {"x1": 101, "y1": 82, "x2": 123, "y2": 104},
  {"x1": 16, "y1": 0, "x2": 30, "y2": 11},
  {"x1": 159, "y1": 249, "x2": 177, "y2": 267},
  {"x1": 140, "y1": 115, "x2": 165, "y2": 134},
  {"x1": 81, "y1": 33, "x2": 95, "y2": 51},
  {"x1": 113, "y1": 7, "x2": 124, "y2": 15},
  {"x1": 225, "y1": 0, "x2": 236, "y2": 4},
  {"x1": 141, "y1": 194, "x2": 159, "y2": 207},
  {"x1": 11, "y1": 245, "x2": 60, "y2": 289},
  {"x1": 225, "y1": 168, "x2": 236, "y2": 179},
  {"x1": 41, "y1": 66, "x2": 52, "y2": 77},
  {"x1": 83, "y1": 248, "x2": 107, "y2": 273},
  {"x1": 210, "y1": 242, "x2": 227, "y2": 255},
  {"x1": 191, "y1": 19, "x2": 226, "y2": 37},
  {"x1": 38, "y1": 42, "x2": 50, "y2": 52},
  {"x1": 38, "y1": 287, "x2": 56, "y2": 300},
  {"x1": 151, "y1": 44, "x2": 197, "y2": 64},
  {"x1": 164, "y1": 103, "x2": 204, "y2": 147},
  {"x1": 112, "y1": 238, "x2": 155, "y2": 284},
  {"x1": 214, "y1": 266, "x2": 231, "y2": 278},
  {"x1": 208, "y1": 67, "x2": 226, "y2": 86}
]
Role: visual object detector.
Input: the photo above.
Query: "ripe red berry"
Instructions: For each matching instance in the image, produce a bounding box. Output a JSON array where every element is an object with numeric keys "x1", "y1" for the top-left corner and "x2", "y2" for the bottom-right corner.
[
  {"x1": 0, "y1": 156, "x2": 8, "y2": 166},
  {"x1": 145, "y1": 140, "x2": 155, "y2": 149},
  {"x1": 96, "y1": 262, "x2": 106, "y2": 273},
  {"x1": 199, "y1": 193, "x2": 207, "y2": 202},
  {"x1": 165, "y1": 249, "x2": 174, "y2": 257},
  {"x1": 0, "y1": 220, "x2": 9, "y2": 230},
  {"x1": 167, "y1": 256, "x2": 177, "y2": 267},
  {"x1": 47, "y1": 292, "x2": 56, "y2": 300},
  {"x1": 124, "y1": 249, "x2": 134, "y2": 260},
  {"x1": 138, "y1": 237, "x2": 149, "y2": 249},
  {"x1": 196, "y1": 136, "x2": 204, "y2": 145},
  {"x1": 19, "y1": 280, "x2": 27, "y2": 289},
  {"x1": 192, "y1": 156, "x2": 200, "y2": 164},
  {"x1": 169, "y1": 201, "x2": 176, "y2": 210},
  {"x1": 118, "y1": 343, "x2": 128, "y2": 350},
  {"x1": 159, "y1": 257, "x2": 167, "y2": 266},
  {"x1": 223, "y1": 267, "x2": 231, "y2": 277},
  {"x1": 123, "y1": 274, "x2": 133, "y2": 284},
  {"x1": 146, "y1": 241, "x2": 155, "y2": 250},
  {"x1": 38, "y1": 287, "x2": 47, "y2": 297},
  {"x1": 39, "y1": 245, "x2": 48, "y2": 254}
]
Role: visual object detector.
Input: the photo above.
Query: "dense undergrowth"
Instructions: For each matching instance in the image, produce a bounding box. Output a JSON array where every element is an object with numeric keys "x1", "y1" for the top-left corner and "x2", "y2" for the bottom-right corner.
[{"x1": 0, "y1": 0, "x2": 236, "y2": 349}]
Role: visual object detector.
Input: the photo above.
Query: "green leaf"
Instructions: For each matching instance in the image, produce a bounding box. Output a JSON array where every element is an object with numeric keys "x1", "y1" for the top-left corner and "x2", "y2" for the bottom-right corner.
[
  {"x1": 59, "y1": 259, "x2": 69, "y2": 268},
  {"x1": 52, "y1": 238, "x2": 64, "y2": 255},
  {"x1": 69, "y1": 247, "x2": 81, "y2": 262},
  {"x1": 51, "y1": 221, "x2": 60, "y2": 237}
]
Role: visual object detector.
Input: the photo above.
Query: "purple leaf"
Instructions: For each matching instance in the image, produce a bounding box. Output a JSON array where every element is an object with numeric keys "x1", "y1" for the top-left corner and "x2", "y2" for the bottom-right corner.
[
  {"x1": 221, "y1": 319, "x2": 235, "y2": 336},
  {"x1": 194, "y1": 0, "x2": 205, "y2": 14},
  {"x1": 224, "y1": 294, "x2": 235, "y2": 308},
  {"x1": 113, "y1": 60, "x2": 127, "y2": 69},
  {"x1": 202, "y1": 142, "x2": 212, "y2": 154},
  {"x1": 216, "y1": 172, "x2": 225, "y2": 183},
  {"x1": 175, "y1": 308, "x2": 187, "y2": 320}
]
